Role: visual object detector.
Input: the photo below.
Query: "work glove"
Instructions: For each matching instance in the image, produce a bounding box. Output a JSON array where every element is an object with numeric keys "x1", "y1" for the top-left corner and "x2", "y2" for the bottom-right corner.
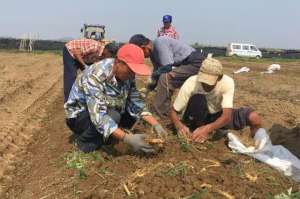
[
  {"x1": 153, "y1": 124, "x2": 168, "y2": 138},
  {"x1": 123, "y1": 134, "x2": 155, "y2": 154},
  {"x1": 139, "y1": 87, "x2": 150, "y2": 98}
]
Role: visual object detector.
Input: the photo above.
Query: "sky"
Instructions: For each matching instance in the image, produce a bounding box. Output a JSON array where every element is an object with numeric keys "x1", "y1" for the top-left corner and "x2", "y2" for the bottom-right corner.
[{"x1": 0, "y1": 0, "x2": 299, "y2": 49}]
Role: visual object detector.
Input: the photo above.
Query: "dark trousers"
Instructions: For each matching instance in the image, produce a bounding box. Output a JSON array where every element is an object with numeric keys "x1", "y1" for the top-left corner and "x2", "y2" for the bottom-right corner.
[
  {"x1": 182, "y1": 94, "x2": 253, "y2": 131},
  {"x1": 63, "y1": 46, "x2": 81, "y2": 102},
  {"x1": 66, "y1": 110, "x2": 136, "y2": 152},
  {"x1": 153, "y1": 50, "x2": 205, "y2": 116}
]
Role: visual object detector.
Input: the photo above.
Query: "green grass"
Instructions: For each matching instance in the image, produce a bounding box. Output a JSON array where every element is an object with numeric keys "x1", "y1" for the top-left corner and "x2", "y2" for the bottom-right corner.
[
  {"x1": 182, "y1": 188, "x2": 209, "y2": 199},
  {"x1": 65, "y1": 151, "x2": 89, "y2": 179},
  {"x1": 65, "y1": 150, "x2": 105, "y2": 179},
  {"x1": 98, "y1": 167, "x2": 113, "y2": 175},
  {"x1": 267, "y1": 188, "x2": 300, "y2": 199},
  {"x1": 177, "y1": 135, "x2": 191, "y2": 152},
  {"x1": 164, "y1": 162, "x2": 189, "y2": 177},
  {"x1": 218, "y1": 56, "x2": 300, "y2": 63},
  {"x1": 0, "y1": 49, "x2": 62, "y2": 56},
  {"x1": 232, "y1": 163, "x2": 245, "y2": 178}
]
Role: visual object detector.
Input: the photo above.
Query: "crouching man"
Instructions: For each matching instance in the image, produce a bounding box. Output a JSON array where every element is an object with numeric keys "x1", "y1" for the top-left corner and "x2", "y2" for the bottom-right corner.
[
  {"x1": 64, "y1": 44, "x2": 166, "y2": 153},
  {"x1": 170, "y1": 57, "x2": 262, "y2": 143}
]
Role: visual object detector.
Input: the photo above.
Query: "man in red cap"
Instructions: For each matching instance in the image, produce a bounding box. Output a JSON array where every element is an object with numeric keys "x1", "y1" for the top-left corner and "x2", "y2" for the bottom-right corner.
[{"x1": 64, "y1": 44, "x2": 167, "y2": 153}]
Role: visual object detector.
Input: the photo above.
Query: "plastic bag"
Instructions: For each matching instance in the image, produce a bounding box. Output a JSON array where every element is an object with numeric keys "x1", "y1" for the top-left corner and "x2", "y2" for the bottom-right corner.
[{"x1": 228, "y1": 128, "x2": 300, "y2": 182}]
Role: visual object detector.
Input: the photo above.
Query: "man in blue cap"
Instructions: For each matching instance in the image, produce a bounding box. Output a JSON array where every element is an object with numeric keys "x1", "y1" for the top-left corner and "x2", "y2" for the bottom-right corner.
[{"x1": 157, "y1": 15, "x2": 179, "y2": 40}]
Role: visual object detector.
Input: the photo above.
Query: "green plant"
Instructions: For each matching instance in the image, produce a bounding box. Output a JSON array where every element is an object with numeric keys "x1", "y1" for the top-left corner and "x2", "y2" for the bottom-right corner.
[
  {"x1": 266, "y1": 176, "x2": 280, "y2": 187},
  {"x1": 89, "y1": 151, "x2": 105, "y2": 162},
  {"x1": 267, "y1": 188, "x2": 300, "y2": 199},
  {"x1": 65, "y1": 151, "x2": 89, "y2": 179},
  {"x1": 177, "y1": 135, "x2": 191, "y2": 152},
  {"x1": 165, "y1": 162, "x2": 188, "y2": 177},
  {"x1": 98, "y1": 167, "x2": 112, "y2": 175},
  {"x1": 233, "y1": 163, "x2": 244, "y2": 177},
  {"x1": 183, "y1": 188, "x2": 209, "y2": 199}
]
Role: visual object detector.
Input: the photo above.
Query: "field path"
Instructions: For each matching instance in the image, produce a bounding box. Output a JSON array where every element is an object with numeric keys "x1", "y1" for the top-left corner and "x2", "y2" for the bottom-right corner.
[{"x1": 0, "y1": 52, "x2": 66, "y2": 197}]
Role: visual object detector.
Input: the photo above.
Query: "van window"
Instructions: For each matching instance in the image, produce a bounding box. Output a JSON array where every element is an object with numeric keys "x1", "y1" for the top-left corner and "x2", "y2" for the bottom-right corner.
[
  {"x1": 250, "y1": 46, "x2": 257, "y2": 51},
  {"x1": 232, "y1": 45, "x2": 241, "y2": 50},
  {"x1": 242, "y1": 45, "x2": 249, "y2": 50}
]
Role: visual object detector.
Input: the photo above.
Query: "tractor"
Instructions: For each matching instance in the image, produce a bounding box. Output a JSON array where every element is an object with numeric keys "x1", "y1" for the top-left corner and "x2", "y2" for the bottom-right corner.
[{"x1": 81, "y1": 24, "x2": 106, "y2": 41}]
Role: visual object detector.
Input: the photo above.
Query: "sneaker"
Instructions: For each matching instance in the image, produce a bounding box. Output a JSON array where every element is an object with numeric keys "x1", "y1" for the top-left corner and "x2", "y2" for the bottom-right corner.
[{"x1": 75, "y1": 139, "x2": 100, "y2": 153}]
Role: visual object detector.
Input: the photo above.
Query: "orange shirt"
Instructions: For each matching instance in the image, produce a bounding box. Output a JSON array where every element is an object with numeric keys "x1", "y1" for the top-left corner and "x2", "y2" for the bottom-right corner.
[
  {"x1": 157, "y1": 26, "x2": 179, "y2": 40},
  {"x1": 65, "y1": 39, "x2": 105, "y2": 62}
]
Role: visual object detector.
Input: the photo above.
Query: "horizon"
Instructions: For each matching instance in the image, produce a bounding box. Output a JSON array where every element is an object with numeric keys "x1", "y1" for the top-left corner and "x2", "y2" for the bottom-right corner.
[{"x1": 1, "y1": 36, "x2": 299, "y2": 50}]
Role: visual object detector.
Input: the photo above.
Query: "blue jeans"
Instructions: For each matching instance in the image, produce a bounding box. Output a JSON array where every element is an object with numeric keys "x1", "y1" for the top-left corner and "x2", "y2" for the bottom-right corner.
[
  {"x1": 63, "y1": 46, "x2": 81, "y2": 102},
  {"x1": 66, "y1": 109, "x2": 136, "y2": 153},
  {"x1": 182, "y1": 94, "x2": 253, "y2": 131}
]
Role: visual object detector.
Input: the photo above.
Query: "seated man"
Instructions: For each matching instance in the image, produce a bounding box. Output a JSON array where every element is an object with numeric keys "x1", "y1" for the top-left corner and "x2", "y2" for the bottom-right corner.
[
  {"x1": 64, "y1": 44, "x2": 166, "y2": 153},
  {"x1": 169, "y1": 57, "x2": 262, "y2": 142}
]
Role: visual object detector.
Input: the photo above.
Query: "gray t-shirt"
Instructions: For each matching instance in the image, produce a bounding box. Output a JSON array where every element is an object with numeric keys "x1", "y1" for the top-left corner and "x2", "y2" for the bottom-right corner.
[{"x1": 150, "y1": 36, "x2": 195, "y2": 69}]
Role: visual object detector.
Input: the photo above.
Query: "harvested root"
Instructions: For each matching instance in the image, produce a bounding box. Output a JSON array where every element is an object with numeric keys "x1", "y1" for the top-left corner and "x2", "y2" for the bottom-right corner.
[
  {"x1": 245, "y1": 172, "x2": 258, "y2": 182},
  {"x1": 200, "y1": 183, "x2": 235, "y2": 199},
  {"x1": 123, "y1": 184, "x2": 131, "y2": 196},
  {"x1": 145, "y1": 136, "x2": 165, "y2": 153}
]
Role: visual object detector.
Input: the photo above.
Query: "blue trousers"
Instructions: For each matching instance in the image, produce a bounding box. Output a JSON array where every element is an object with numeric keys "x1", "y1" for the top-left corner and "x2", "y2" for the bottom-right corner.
[
  {"x1": 63, "y1": 46, "x2": 81, "y2": 102},
  {"x1": 66, "y1": 109, "x2": 136, "y2": 153}
]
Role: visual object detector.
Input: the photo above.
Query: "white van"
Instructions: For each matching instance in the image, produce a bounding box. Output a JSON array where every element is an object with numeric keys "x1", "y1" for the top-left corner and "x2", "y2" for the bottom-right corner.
[{"x1": 226, "y1": 43, "x2": 262, "y2": 58}]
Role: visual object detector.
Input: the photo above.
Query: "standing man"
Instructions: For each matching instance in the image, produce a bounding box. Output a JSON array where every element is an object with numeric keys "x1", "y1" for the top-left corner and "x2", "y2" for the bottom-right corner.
[
  {"x1": 169, "y1": 57, "x2": 262, "y2": 143},
  {"x1": 64, "y1": 44, "x2": 167, "y2": 153},
  {"x1": 129, "y1": 34, "x2": 206, "y2": 117},
  {"x1": 157, "y1": 15, "x2": 179, "y2": 40},
  {"x1": 63, "y1": 38, "x2": 118, "y2": 102}
]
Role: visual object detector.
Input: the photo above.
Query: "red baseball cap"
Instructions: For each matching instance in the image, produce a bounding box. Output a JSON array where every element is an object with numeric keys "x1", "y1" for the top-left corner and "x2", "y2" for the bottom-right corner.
[{"x1": 117, "y1": 44, "x2": 151, "y2": 76}]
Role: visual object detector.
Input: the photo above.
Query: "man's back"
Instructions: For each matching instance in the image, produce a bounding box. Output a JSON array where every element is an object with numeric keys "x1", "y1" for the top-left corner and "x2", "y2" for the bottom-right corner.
[{"x1": 151, "y1": 36, "x2": 195, "y2": 68}]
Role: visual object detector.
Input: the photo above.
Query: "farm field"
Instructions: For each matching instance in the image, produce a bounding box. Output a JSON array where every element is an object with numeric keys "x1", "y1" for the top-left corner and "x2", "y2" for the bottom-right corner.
[{"x1": 0, "y1": 51, "x2": 300, "y2": 199}]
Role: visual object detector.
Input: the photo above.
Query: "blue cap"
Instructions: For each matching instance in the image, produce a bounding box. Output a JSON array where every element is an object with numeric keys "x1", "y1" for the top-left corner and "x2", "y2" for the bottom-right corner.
[{"x1": 162, "y1": 15, "x2": 172, "y2": 23}]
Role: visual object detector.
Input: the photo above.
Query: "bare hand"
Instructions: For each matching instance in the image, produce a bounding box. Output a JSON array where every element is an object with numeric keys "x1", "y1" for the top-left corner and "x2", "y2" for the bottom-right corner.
[
  {"x1": 177, "y1": 124, "x2": 191, "y2": 140},
  {"x1": 168, "y1": 71, "x2": 176, "y2": 78},
  {"x1": 192, "y1": 125, "x2": 212, "y2": 143}
]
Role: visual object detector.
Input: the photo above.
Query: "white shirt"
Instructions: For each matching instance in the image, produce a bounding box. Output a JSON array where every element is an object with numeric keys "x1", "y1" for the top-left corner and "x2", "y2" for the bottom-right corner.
[{"x1": 173, "y1": 75, "x2": 235, "y2": 114}]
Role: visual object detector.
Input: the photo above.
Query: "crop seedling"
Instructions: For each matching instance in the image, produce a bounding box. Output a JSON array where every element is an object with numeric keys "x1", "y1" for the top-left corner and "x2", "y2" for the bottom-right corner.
[
  {"x1": 165, "y1": 162, "x2": 188, "y2": 177},
  {"x1": 267, "y1": 188, "x2": 300, "y2": 199},
  {"x1": 177, "y1": 135, "x2": 191, "y2": 152},
  {"x1": 65, "y1": 151, "x2": 89, "y2": 179}
]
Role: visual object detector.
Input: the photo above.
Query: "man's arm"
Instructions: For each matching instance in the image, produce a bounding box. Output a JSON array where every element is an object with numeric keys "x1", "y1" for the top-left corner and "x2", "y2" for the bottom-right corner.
[
  {"x1": 169, "y1": 107, "x2": 190, "y2": 138},
  {"x1": 84, "y1": 72, "x2": 121, "y2": 141},
  {"x1": 151, "y1": 64, "x2": 173, "y2": 81},
  {"x1": 142, "y1": 115, "x2": 158, "y2": 126},
  {"x1": 111, "y1": 128, "x2": 126, "y2": 140},
  {"x1": 170, "y1": 76, "x2": 195, "y2": 137},
  {"x1": 126, "y1": 81, "x2": 158, "y2": 126},
  {"x1": 126, "y1": 81, "x2": 150, "y2": 117},
  {"x1": 73, "y1": 50, "x2": 87, "y2": 70},
  {"x1": 126, "y1": 81, "x2": 167, "y2": 136}
]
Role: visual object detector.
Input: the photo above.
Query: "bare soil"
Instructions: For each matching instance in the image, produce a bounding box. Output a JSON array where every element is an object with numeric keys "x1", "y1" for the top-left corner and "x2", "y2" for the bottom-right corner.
[{"x1": 0, "y1": 52, "x2": 300, "y2": 199}]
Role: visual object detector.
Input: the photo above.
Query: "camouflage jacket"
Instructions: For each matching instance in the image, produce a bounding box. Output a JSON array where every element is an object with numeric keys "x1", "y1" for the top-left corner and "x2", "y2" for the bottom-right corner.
[{"x1": 64, "y1": 58, "x2": 150, "y2": 141}]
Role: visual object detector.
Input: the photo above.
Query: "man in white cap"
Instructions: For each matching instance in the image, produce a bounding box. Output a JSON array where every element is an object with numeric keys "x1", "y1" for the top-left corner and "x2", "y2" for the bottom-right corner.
[{"x1": 169, "y1": 58, "x2": 262, "y2": 142}]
